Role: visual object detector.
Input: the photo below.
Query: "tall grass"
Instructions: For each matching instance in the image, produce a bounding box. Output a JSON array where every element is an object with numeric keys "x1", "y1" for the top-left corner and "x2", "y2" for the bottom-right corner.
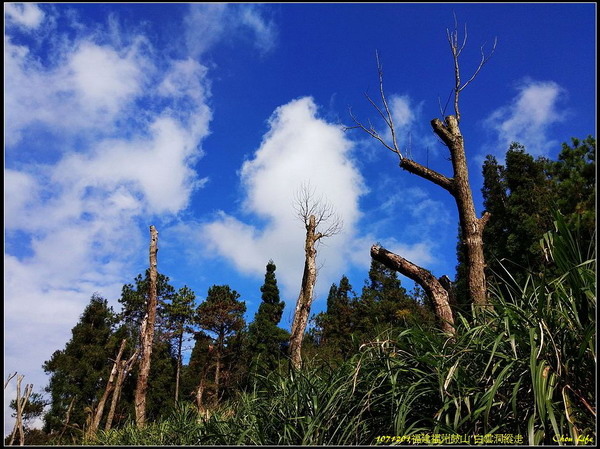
[{"x1": 92, "y1": 213, "x2": 595, "y2": 445}]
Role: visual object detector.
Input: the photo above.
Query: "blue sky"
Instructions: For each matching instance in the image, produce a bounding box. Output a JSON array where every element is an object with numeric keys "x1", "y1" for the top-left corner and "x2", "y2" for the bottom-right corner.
[{"x1": 4, "y1": 2, "x2": 596, "y2": 432}]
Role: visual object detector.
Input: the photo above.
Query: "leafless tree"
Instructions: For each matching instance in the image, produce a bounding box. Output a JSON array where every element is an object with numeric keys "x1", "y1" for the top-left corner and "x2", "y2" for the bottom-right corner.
[
  {"x1": 57, "y1": 397, "x2": 76, "y2": 442},
  {"x1": 348, "y1": 20, "x2": 495, "y2": 329},
  {"x1": 289, "y1": 183, "x2": 342, "y2": 369},
  {"x1": 87, "y1": 339, "x2": 128, "y2": 438},
  {"x1": 134, "y1": 225, "x2": 159, "y2": 428},
  {"x1": 8, "y1": 374, "x2": 33, "y2": 446},
  {"x1": 105, "y1": 348, "x2": 138, "y2": 431}
]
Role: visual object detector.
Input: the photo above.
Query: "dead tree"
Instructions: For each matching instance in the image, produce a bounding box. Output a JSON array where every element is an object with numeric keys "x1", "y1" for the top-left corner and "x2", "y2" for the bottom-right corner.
[
  {"x1": 349, "y1": 20, "x2": 495, "y2": 321},
  {"x1": 289, "y1": 184, "x2": 342, "y2": 369},
  {"x1": 57, "y1": 397, "x2": 76, "y2": 442},
  {"x1": 105, "y1": 348, "x2": 138, "y2": 431},
  {"x1": 134, "y1": 225, "x2": 159, "y2": 428},
  {"x1": 4, "y1": 372, "x2": 17, "y2": 389},
  {"x1": 87, "y1": 339, "x2": 127, "y2": 438},
  {"x1": 371, "y1": 245, "x2": 455, "y2": 334},
  {"x1": 8, "y1": 374, "x2": 33, "y2": 446}
]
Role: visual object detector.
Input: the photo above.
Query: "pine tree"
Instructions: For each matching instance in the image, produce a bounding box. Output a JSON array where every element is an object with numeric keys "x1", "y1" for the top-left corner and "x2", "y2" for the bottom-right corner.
[
  {"x1": 182, "y1": 331, "x2": 214, "y2": 411},
  {"x1": 110, "y1": 272, "x2": 178, "y2": 425},
  {"x1": 118, "y1": 270, "x2": 176, "y2": 333},
  {"x1": 195, "y1": 285, "x2": 246, "y2": 403},
  {"x1": 42, "y1": 294, "x2": 116, "y2": 439},
  {"x1": 247, "y1": 261, "x2": 289, "y2": 372},
  {"x1": 163, "y1": 285, "x2": 196, "y2": 403}
]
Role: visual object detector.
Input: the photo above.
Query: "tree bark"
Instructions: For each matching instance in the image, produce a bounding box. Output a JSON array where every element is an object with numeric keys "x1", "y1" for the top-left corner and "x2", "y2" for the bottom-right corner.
[
  {"x1": 105, "y1": 349, "x2": 137, "y2": 431},
  {"x1": 214, "y1": 332, "x2": 223, "y2": 403},
  {"x1": 175, "y1": 333, "x2": 183, "y2": 403},
  {"x1": 134, "y1": 225, "x2": 159, "y2": 428},
  {"x1": 58, "y1": 397, "x2": 76, "y2": 442},
  {"x1": 9, "y1": 375, "x2": 32, "y2": 446},
  {"x1": 195, "y1": 345, "x2": 214, "y2": 415},
  {"x1": 430, "y1": 116, "x2": 491, "y2": 309},
  {"x1": 351, "y1": 35, "x2": 495, "y2": 315},
  {"x1": 371, "y1": 245, "x2": 455, "y2": 334},
  {"x1": 289, "y1": 214, "x2": 320, "y2": 369},
  {"x1": 87, "y1": 339, "x2": 126, "y2": 438}
]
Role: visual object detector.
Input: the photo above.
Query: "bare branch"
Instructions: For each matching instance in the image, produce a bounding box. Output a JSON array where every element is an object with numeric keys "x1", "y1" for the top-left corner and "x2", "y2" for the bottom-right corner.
[
  {"x1": 347, "y1": 108, "x2": 399, "y2": 155},
  {"x1": 293, "y1": 182, "x2": 343, "y2": 239},
  {"x1": 4, "y1": 372, "x2": 17, "y2": 389},
  {"x1": 447, "y1": 18, "x2": 497, "y2": 123},
  {"x1": 400, "y1": 158, "x2": 455, "y2": 194},
  {"x1": 345, "y1": 51, "x2": 404, "y2": 160},
  {"x1": 458, "y1": 37, "x2": 497, "y2": 93},
  {"x1": 376, "y1": 51, "x2": 401, "y2": 154}
]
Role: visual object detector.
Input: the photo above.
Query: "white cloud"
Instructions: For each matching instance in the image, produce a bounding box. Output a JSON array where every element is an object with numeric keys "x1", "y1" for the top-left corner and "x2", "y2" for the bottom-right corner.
[
  {"x1": 484, "y1": 79, "x2": 567, "y2": 157},
  {"x1": 238, "y1": 5, "x2": 277, "y2": 54},
  {"x1": 184, "y1": 3, "x2": 276, "y2": 57},
  {"x1": 4, "y1": 10, "x2": 214, "y2": 436},
  {"x1": 5, "y1": 3, "x2": 45, "y2": 29},
  {"x1": 390, "y1": 94, "x2": 416, "y2": 130},
  {"x1": 202, "y1": 97, "x2": 365, "y2": 302},
  {"x1": 4, "y1": 36, "x2": 150, "y2": 146}
]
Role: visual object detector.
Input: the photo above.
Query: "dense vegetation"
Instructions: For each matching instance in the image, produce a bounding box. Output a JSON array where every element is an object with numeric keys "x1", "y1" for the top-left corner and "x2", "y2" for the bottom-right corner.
[{"x1": 8, "y1": 138, "x2": 595, "y2": 446}]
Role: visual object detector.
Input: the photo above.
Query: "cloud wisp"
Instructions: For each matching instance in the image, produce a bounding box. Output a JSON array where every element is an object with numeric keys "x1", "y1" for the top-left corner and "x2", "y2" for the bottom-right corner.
[
  {"x1": 185, "y1": 3, "x2": 277, "y2": 58},
  {"x1": 483, "y1": 79, "x2": 567, "y2": 158},
  {"x1": 5, "y1": 2, "x2": 45, "y2": 29}
]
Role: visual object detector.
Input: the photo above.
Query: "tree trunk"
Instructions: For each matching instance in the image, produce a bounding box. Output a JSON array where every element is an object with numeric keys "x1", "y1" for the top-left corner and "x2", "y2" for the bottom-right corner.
[
  {"x1": 58, "y1": 397, "x2": 76, "y2": 442},
  {"x1": 430, "y1": 116, "x2": 491, "y2": 310},
  {"x1": 9, "y1": 375, "x2": 32, "y2": 446},
  {"x1": 214, "y1": 331, "x2": 224, "y2": 403},
  {"x1": 175, "y1": 333, "x2": 183, "y2": 403},
  {"x1": 289, "y1": 214, "x2": 319, "y2": 369},
  {"x1": 105, "y1": 349, "x2": 137, "y2": 431},
  {"x1": 88, "y1": 339, "x2": 126, "y2": 438},
  {"x1": 371, "y1": 244, "x2": 455, "y2": 334},
  {"x1": 195, "y1": 345, "x2": 214, "y2": 415},
  {"x1": 134, "y1": 225, "x2": 159, "y2": 428}
]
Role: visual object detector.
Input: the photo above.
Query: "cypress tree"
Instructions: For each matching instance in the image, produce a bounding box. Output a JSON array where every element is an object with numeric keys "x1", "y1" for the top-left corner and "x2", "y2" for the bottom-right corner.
[
  {"x1": 314, "y1": 275, "x2": 356, "y2": 360},
  {"x1": 247, "y1": 261, "x2": 289, "y2": 371}
]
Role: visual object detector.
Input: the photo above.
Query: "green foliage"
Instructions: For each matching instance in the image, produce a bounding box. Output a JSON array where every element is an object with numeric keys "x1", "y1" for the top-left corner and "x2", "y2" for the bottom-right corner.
[
  {"x1": 195, "y1": 285, "x2": 246, "y2": 343},
  {"x1": 118, "y1": 270, "x2": 176, "y2": 332},
  {"x1": 181, "y1": 331, "x2": 213, "y2": 403},
  {"x1": 164, "y1": 286, "x2": 196, "y2": 341},
  {"x1": 194, "y1": 285, "x2": 247, "y2": 402},
  {"x1": 9, "y1": 392, "x2": 47, "y2": 425},
  {"x1": 361, "y1": 259, "x2": 433, "y2": 331},
  {"x1": 549, "y1": 136, "x2": 596, "y2": 241},
  {"x1": 478, "y1": 138, "x2": 595, "y2": 291},
  {"x1": 145, "y1": 340, "x2": 178, "y2": 421},
  {"x1": 247, "y1": 261, "x2": 289, "y2": 372},
  {"x1": 42, "y1": 294, "x2": 116, "y2": 438},
  {"x1": 481, "y1": 143, "x2": 555, "y2": 284},
  {"x1": 93, "y1": 214, "x2": 595, "y2": 445},
  {"x1": 163, "y1": 285, "x2": 197, "y2": 401},
  {"x1": 312, "y1": 276, "x2": 356, "y2": 360}
]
